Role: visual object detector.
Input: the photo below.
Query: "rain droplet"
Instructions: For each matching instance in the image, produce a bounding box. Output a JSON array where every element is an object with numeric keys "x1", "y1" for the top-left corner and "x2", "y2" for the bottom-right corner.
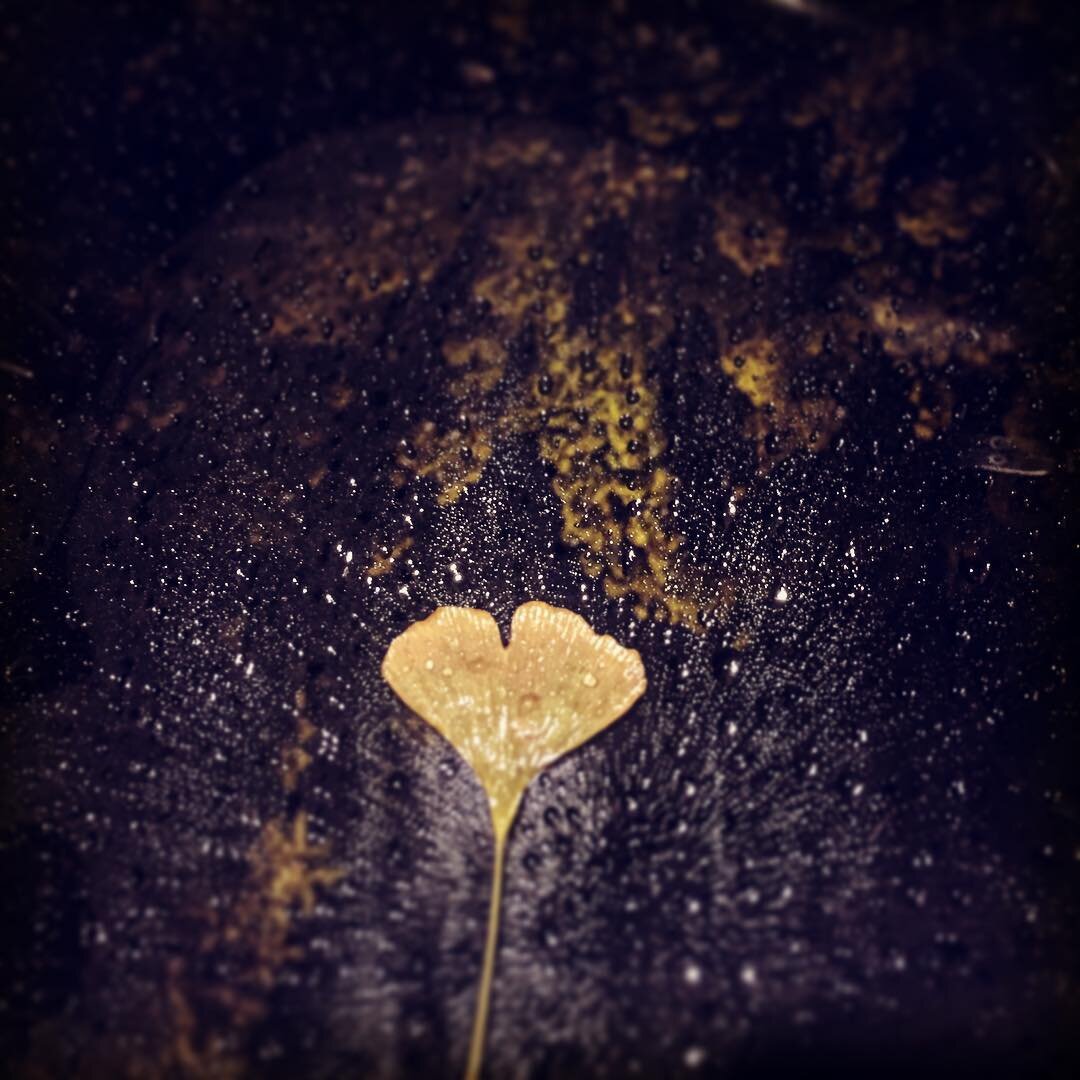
[{"x1": 684, "y1": 1046, "x2": 706, "y2": 1069}]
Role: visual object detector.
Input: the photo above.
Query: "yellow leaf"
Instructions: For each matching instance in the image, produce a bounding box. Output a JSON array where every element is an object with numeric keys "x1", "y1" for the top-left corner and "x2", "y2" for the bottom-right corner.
[{"x1": 382, "y1": 600, "x2": 646, "y2": 1080}]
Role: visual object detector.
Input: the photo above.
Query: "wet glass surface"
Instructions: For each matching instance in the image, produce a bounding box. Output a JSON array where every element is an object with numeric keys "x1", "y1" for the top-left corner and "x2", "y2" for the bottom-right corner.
[{"x1": 2, "y1": 2, "x2": 1078, "y2": 1076}]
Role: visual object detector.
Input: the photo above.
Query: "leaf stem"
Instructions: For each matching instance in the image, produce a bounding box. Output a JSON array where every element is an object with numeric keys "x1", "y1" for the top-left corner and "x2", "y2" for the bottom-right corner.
[{"x1": 465, "y1": 820, "x2": 509, "y2": 1080}]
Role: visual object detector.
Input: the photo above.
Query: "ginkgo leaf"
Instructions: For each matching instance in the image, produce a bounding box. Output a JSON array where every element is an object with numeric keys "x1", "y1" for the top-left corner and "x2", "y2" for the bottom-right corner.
[
  {"x1": 382, "y1": 600, "x2": 646, "y2": 1080},
  {"x1": 382, "y1": 601, "x2": 647, "y2": 834}
]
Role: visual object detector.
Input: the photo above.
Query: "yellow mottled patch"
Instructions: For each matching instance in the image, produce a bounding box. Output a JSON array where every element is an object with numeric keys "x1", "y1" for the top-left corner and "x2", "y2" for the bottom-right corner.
[
  {"x1": 622, "y1": 93, "x2": 699, "y2": 147},
  {"x1": 295, "y1": 429, "x2": 323, "y2": 449},
  {"x1": 869, "y1": 298, "x2": 1011, "y2": 368},
  {"x1": 908, "y1": 379, "x2": 954, "y2": 441},
  {"x1": 253, "y1": 812, "x2": 344, "y2": 915},
  {"x1": 399, "y1": 310, "x2": 709, "y2": 622},
  {"x1": 720, "y1": 337, "x2": 842, "y2": 459},
  {"x1": 481, "y1": 135, "x2": 558, "y2": 171},
  {"x1": 396, "y1": 420, "x2": 493, "y2": 506},
  {"x1": 208, "y1": 166, "x2": 463, "y2": 345},
  {"x1": 721, "y1": 338, "x2": 781, "y2": 408},
  {"x1": 563, "y1": 143, "x2": 693, "y2": 220},
  {"x1": 786, "y1": 36, "x2": 912, "y2": 211},
  {"x1": 491, "y1": 5, "x2": 528, "y2": 44},
  {"x1": 530, "y1": 312, "x2": 713, "y2": 626},
  {"x1": 282, "y1": 689, "x2": 318, "y2": 793},
  {"x1": 391, "y1": 145, "x2": 722, "y2": 626},
  {"x1": 896, "y1": 180, "x2": 973, "y2": 247},
  {"x1": 443, "y1": 337, "x2": 507, "y2": 396},
  {"x1": 366, "y1": 534, "x2": 414, "y2": 577},
  {"x1": 142, "y1": 700, "x2": 341, "y2": 1079},
  {"x1": 714, "y1": 210, "x2": 787, "y2": 276},
  {"x1": 149, "y1": 400, "x2": 187, "y2": 431},
  {"x1": 896, "y1": 178, "x2": 1001, "y2": 249},
  {"x1": 327, "y1": 383, "x2": 355, "y2": 411}
]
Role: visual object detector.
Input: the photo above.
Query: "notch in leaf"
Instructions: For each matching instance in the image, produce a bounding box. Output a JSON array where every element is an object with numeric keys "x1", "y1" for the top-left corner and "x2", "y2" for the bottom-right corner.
[{"x1": 382, "y1": 600, "x2": 647, "y2": 1080}]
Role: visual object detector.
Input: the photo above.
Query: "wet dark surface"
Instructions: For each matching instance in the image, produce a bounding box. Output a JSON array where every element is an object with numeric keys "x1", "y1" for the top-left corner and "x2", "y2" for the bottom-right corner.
[{"x1": 2, "y1": 2, "x2": 1079, "y2": 1077}]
